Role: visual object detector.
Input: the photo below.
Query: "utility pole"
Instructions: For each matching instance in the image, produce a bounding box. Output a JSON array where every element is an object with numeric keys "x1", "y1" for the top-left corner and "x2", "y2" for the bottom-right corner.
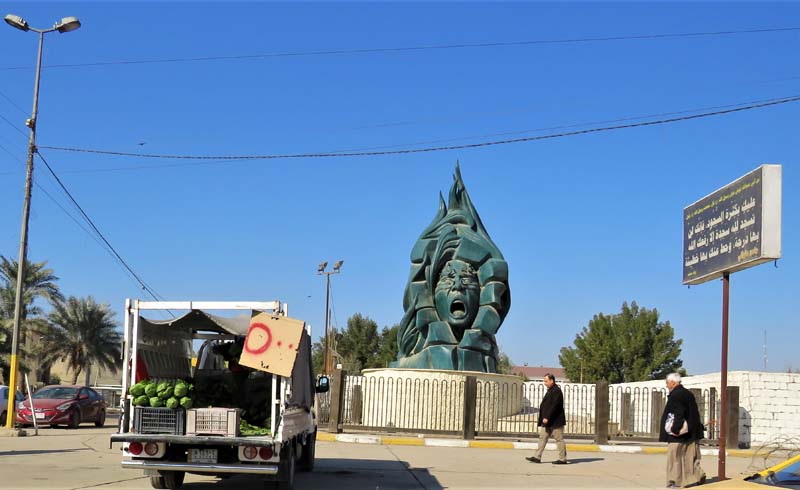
[
  {"x1": 3, "y1": 13, "x2": 81, "y2": 431},
  {"x1": 317, "y1": 260, "x2": 343, "y2": 374}
]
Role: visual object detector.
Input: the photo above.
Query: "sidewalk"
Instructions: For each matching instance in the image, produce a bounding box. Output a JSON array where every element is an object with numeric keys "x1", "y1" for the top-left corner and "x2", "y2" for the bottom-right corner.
[{"x1": 317, "y1": 431, "x2": 769, "y2": 458}]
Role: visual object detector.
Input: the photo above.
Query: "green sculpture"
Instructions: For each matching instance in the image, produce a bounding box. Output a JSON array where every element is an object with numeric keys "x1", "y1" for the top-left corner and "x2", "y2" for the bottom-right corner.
[{"x1": 392, "y1": 164, "x2": 511, "y2": 372}]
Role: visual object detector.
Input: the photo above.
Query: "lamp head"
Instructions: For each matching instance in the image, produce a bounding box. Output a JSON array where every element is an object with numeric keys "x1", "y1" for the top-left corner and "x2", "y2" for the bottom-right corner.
[
  {"x1": 54, "y1": 16, "x2": 80, "y2": 33},
  {"x1": 333, "y1": 260, "x2": 344, "y2": 272},
  {"x1": 4, "y1": 14, "x2": 29, "y2": 31},
  {"x1": 317, "y1": 261, "x2": 328, "y2": 273}
]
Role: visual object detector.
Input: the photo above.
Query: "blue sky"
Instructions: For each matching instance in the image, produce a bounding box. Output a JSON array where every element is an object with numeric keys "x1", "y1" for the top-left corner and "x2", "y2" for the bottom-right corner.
[{"x1": 0, "y1": 2, "x2": 797, "y2": 376}]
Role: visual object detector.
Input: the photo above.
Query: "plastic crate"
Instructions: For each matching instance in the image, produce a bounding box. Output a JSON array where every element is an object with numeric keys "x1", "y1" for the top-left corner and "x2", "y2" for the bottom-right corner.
[
  {"x1": 133, "y1": 406, "x2": 185, "y2": 435},
  {"x1": 186, "y1": 408, "x2": 240, "y2": 437}
]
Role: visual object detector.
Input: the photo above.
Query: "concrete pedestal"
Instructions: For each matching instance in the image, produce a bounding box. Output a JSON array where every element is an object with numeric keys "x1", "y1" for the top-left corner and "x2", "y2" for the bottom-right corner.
[{"x1": 358, "y1": 368, "x2": 523, "y2": 432}]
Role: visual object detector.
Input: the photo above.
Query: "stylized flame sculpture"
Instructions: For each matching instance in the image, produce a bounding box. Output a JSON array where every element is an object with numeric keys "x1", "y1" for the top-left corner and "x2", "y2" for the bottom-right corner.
[{"x1": 392, "y1": 163, "x2": 511, "y2": 372}]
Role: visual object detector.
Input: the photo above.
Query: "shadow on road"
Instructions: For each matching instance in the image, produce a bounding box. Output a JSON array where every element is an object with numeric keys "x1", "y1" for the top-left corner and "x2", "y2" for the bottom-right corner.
[
  {"x1": 178, "y1": 458, "x2": 444, "y2": 490},
  {"x1": 563, "y1": 457, "x2": 604, "y2": 464},
  {"x1": 0, "y1": 448, "x2": 91, "y2": 456}
]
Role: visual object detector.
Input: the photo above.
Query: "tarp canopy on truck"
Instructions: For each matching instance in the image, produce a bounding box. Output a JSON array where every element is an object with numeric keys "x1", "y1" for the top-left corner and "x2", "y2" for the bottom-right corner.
[
  {"x1": 138, "y1": 309, "x2": 315, "y2": 411},
  {"x1": 139, "y1": 309, "x2": 252, "y2": 335}
]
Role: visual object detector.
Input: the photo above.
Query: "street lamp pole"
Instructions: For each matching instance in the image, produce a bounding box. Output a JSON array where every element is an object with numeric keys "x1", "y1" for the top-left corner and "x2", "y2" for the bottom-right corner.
[
  {"x1": 3, "y1": 13, "x2": 81, "y2": 430},
  {"x1": 317, "y1": 260, "x2": 343, "y2": 374}
]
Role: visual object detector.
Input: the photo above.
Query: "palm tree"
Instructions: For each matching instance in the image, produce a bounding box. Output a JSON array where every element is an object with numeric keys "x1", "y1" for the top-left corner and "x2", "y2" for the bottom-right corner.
[
  {"x1": 0, "y1": 256, "x2": 63, "y2": 319},
  {"x1": 0, "y1": 256, "x2": 63, "y2": 384},
  {"x1": 38, "y1": 296, "x2": 122, "y2": 385}
]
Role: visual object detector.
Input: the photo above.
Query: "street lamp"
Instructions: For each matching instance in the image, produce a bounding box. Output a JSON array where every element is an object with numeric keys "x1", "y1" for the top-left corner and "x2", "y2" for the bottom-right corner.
[
  {"x1": 318, "y1": 260, "x2": 344, "y2": 374},
  {"x1": 3, "y1": 13, "x2": 81, "y2": 430}
]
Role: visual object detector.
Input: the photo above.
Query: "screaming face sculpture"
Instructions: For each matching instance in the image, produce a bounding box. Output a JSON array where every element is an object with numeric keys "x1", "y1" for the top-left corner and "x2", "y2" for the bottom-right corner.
[
  {"x1": 392, "y1": 163, "x2": 511, "y2": 373},
  {"x1": 434, "y1": 260, "x2": 479, "y2": 334}
]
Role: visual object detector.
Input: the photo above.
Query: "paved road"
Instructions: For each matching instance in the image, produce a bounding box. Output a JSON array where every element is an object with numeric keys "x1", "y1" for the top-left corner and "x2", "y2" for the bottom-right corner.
[{"x1": 0, "y1": 423, "x2": 784, "y2": 489}]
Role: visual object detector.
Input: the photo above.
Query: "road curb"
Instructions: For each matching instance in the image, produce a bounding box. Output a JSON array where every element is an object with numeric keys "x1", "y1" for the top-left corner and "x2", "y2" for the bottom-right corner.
[{"x1": 317, "y1": 432, "x2": 767, "y2": 458}]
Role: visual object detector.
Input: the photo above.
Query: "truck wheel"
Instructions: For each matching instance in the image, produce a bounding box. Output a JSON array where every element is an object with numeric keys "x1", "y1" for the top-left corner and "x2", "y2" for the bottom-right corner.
[
  {"x1": 278, "y1": 443, "x2": 295, "y2": 490},
  {"x1": 298, "y1": 432, "x2": 315, "y2": 472},
  {"x1": 150, "y1": 471, "x2": 185, "y2": 489}
]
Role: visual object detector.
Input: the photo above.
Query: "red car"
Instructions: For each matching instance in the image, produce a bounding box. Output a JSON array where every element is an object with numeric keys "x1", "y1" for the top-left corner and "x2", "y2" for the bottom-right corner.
[{"x1": 16, "y1": 385, "x2": 106, "y2": 429}]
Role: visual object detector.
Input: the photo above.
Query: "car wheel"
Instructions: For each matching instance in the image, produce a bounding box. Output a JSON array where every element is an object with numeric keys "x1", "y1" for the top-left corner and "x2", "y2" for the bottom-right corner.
[
  {"x1": 50, "y1": 424, "x2": 59, "y2": 429},
  {"x1": 95, "y1": 410, "x2": 106, "y2": 427},
  {"x1": 68, "y1": 410, "x2": 81, "y2": 429}
]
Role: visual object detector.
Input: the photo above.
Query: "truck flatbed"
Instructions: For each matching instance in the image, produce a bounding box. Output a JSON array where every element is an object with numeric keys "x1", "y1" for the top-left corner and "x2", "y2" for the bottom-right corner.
[{"x1": 111, "y1": 432, "x2": 275, "y2": 446}]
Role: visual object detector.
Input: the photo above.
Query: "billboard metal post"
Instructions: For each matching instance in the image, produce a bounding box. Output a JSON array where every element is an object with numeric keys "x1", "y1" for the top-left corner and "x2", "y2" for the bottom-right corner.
[{"x1": 719, "y1": 272, "x2": 730, "y2": 480}]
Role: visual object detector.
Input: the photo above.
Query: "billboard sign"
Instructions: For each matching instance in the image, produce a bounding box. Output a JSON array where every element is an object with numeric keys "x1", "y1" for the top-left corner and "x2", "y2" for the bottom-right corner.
[{"x1": 683, "y1": 164, "x2": 781, "y2": 285}]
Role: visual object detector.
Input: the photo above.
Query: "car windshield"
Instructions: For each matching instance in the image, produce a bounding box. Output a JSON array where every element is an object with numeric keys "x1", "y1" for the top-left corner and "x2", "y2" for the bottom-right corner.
[{"x1": 32, "y1": 387, "x2": 78, "y2": 399}]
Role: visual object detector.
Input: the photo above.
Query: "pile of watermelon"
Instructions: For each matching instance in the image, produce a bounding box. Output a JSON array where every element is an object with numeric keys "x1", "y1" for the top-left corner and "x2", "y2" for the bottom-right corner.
[{"x1": 129, "y1": 379, "x2": 194, "y2": 409}]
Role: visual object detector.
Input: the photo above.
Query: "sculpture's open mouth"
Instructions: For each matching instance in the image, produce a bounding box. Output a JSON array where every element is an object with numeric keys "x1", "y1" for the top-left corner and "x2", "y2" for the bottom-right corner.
[{"x1": 450, "y1": 300, "x2": 466, "y2": 318}]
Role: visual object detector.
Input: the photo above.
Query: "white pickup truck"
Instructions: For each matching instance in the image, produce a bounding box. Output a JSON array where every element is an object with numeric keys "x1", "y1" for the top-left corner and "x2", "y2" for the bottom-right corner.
[{"x1": 110, "y1": 300, "x2": 329, "y2": 490}]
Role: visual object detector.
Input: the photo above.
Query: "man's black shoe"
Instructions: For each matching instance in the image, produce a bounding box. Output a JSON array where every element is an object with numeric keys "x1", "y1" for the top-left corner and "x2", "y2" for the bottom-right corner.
[
  {"x1": 552, "y1": 460, "x2": 568, "y2": 465},
  {"x1": 525, "y1": 456, "x2": 541, "y2": 463}
]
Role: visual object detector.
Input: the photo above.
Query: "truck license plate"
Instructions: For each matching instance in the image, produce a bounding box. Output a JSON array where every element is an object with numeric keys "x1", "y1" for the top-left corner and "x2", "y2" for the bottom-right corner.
[{"x1": 189, "y1": 448, "x2": 217, "y2": 464}]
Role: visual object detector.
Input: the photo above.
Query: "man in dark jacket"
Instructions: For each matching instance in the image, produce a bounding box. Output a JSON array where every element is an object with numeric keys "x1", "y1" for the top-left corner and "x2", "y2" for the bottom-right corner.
[
  {"x1": 659, "y1": 373, "x2": 706, "y2": 488},
  {"x1": 526, "y1": 373, "x2": 567, "y2": 464}
]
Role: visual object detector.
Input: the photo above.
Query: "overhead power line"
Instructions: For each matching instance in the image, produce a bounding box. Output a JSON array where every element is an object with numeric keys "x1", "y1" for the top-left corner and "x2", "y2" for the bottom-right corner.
[
  {"x1": 35, "y1": 150, "x2": 169, "y2": 305},
  {"x1": 0, "y1": 88, "x2": 28, "y2": 115},
  {"x1": 2, "y1": 26, "x2": 798, "y2": 70},
  {"x1": 39, "y1": 95, "x2": 800, "y2": 163}
]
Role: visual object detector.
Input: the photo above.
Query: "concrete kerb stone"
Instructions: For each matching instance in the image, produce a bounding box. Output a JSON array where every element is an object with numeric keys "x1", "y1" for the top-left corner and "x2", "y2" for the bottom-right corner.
[
  {"x1": 0, "y1": 428, "x2": 27, "y2": 437},
  {"x1": 316, "y1": 432, "x2": 770, "y2": 458}
]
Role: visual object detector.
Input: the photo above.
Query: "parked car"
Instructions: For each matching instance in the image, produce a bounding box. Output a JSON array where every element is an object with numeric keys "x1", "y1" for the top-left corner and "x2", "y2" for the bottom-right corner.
[
  {"x1": 16, "y1": 385, "x2": 106, "y2": 429},
  {"x1": 703, "y1": 454, "x2": 800, "y2": 489},
  {"x1": 0, "y1": 385, "x2": 25, "y2": 426}
]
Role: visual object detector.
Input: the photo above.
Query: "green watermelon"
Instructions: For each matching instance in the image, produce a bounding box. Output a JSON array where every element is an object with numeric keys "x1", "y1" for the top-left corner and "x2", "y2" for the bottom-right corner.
[
  {"x1": 174, "y1": 382, "x2": 188, "y2": 397},
  {"x1": 179, "y1": 397, "x2": 193, "y2": 409},
  {"x1": 145, "y1": 383, "x2": 158, "y2": 397},
  {"x1": 129, "y1": 382, "x2": 146, "y2": 397}
]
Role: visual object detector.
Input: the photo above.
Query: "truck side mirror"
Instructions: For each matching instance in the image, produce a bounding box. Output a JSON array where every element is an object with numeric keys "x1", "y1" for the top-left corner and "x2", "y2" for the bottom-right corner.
[{"x1": 315, "y1": 375, "x2": 330, "y2": 393}]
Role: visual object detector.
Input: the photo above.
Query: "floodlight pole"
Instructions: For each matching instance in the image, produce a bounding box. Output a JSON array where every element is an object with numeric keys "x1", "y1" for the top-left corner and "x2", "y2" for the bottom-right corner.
[
  {"x1": 324, "y1": 273, "x2": 332, "y2": 373},
  {"x1": 4, "y1": 30, "x2": 45, "y2": 431},
  {"x1": 3, "y1": 14, "x2": 80, "y2": 430},
  {"x1": 718, "y1": 272, "x2": 730, "y2": 480},
  {"x1": 318, "y1": 261, "x2": 342, "y2": 374}
]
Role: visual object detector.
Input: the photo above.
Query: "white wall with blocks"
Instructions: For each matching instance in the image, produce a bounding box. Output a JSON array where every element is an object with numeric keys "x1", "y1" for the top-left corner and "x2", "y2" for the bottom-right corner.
[{"x1": 614, "y1": 371, "x2": 800, "y2": 447}]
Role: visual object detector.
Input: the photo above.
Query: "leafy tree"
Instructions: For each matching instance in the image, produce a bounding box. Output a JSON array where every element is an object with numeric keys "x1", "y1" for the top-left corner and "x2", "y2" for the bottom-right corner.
[
  {"x1": 496, "y1": 350, "x2": 513, "y2": 375},
  {"x1": 36, "y1": 296, "x2": 122, "y2": 384},
  {"x1": 312, "y1": 317, "x2": 399, "y2": 374},
  {"x1": 559, "y1": 301, "x2": 686, "y2": 383},
  {"x1": 374, "y1": 324, "x2": 399, "y2": 369},
  {"x1": 337, "y1": 313, "x2": 380, "y2": 372}
]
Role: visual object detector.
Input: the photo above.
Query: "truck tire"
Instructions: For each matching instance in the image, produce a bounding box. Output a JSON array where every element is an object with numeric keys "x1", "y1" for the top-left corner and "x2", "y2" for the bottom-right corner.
[
  {"x1": 150, "y1": 471, "x2": 185, "y2": 489},
  {"x1": 298, "y1": 431, "x2": 315, "y2": 472},
  {"x1": 268, "y1": 442, "x2": 295, "y2": 490}
]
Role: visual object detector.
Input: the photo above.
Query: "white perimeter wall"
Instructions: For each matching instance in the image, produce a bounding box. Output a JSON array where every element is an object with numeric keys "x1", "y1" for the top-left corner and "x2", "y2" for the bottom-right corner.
[{"x1": 610, "y1": 371, "x2": 800, "y2": 447}]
